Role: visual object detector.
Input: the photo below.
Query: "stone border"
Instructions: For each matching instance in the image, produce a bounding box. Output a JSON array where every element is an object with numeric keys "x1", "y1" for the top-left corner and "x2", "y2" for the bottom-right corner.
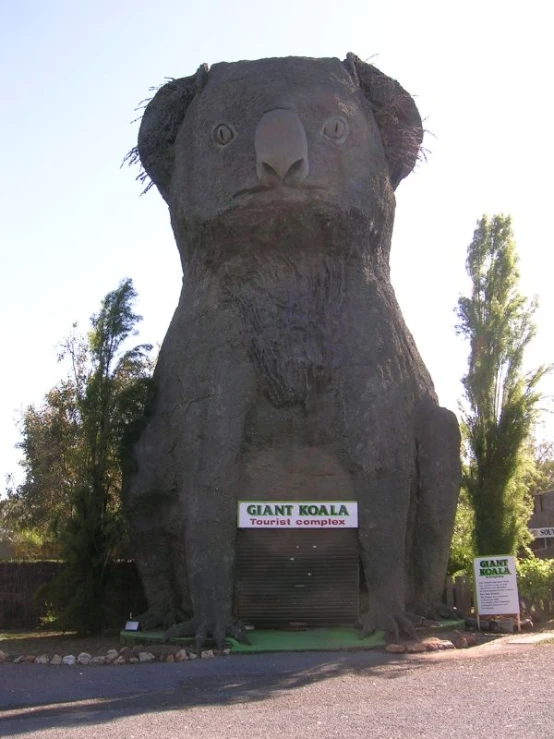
[
  {"x1": 0, "y1": 633, "x2": 479, "y2": 664},
  {"x1": 0, "y1": 644, "x2": 229, "y2": 665}
]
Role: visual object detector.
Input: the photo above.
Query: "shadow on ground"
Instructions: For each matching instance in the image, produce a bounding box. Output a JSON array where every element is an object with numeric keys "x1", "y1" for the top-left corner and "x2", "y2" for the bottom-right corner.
[{"x1": 0, "y1": 650, "x2": 432, "y2": 735}]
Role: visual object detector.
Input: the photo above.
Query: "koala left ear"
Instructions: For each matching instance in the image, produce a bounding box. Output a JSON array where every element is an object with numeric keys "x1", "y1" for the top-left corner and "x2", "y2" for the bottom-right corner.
[
  {"x1": 136, "y1": 64, "x2": 210, "y2": 202},
  {"x1": 344, "y1": 53, "x2": 423, "y2": 189}
]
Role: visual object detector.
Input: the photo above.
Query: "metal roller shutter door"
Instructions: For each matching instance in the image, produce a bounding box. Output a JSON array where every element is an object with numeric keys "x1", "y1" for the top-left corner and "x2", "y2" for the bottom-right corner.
[{"x1": 235, "y1": 529, "x2": 360, "y2": 627}]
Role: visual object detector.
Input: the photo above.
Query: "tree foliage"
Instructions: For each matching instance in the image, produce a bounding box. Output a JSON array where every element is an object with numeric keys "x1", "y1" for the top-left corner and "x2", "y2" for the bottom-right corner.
[
  {"x1": 2, "y1": 279, "x2": 153, "y2": 631},
  {"x1": 517, "y1": 557, "x2": 554, "y2": 616},
  {"x1": 447, "y1": 484, "x2": 475, "y2": 576},
  {"x1": 456, "y1": 215, "x2": 551, "y2": 556},
  {"x1": 531, "y1": 441, "x2": 554, "y2": 494}
]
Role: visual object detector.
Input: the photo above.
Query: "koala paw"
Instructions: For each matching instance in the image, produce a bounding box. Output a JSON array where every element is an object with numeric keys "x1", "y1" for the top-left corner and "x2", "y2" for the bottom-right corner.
[
  {"x1": 136, "y1": 607, "x2": 187, "y2": 631},
  {"x1": 358, "y1": 610, "x2": 417, "y2": 643},
  {"x1": 164, "y1": 617, "x2": 251, "y2": 650}
]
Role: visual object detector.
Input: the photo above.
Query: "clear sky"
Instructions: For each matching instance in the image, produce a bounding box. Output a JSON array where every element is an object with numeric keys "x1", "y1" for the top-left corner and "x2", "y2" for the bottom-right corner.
[{"x1": 1, "y1": 0, "x2": 552, "y2": 487}]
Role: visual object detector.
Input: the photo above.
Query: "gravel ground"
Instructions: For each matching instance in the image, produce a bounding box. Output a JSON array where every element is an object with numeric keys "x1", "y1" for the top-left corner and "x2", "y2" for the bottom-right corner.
[{"x1": 1, "y1": 637, "x2": 553, "y2": 739}]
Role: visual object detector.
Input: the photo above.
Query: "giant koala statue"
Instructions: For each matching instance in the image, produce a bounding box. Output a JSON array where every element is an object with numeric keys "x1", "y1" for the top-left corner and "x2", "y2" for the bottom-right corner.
[{"x1": 125, "y1": 53, "x2": 461, "y2": 648}]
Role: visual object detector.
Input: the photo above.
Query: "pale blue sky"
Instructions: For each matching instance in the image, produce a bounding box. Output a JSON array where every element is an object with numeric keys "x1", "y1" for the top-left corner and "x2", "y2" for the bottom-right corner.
[{"x1": 1, "y1": 0, "x2": 552, "y2": 486}]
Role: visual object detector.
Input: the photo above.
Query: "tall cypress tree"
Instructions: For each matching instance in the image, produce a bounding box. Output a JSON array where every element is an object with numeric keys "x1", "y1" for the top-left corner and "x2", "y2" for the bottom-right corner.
[{"x1": 456, "y1": 215, "x2": 550, "y2": 556}]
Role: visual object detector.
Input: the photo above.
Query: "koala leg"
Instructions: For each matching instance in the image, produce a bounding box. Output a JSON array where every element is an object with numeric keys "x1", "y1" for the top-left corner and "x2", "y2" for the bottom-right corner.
[
  {"x1": 408, "y1": 399, "x2": 461, "y2": 618},
  {"x1": 169, "y1": 353, "x2": 256, "y2": 650},
  {"x1": 130, "y1": 529, "x2": 186, "y2": 630},
  {"x1": 339, "y1": 383, "x2": 417, "y2": 641},
  {"x1": 125, "y1": 415, "x2": 186, "y2": 630}
]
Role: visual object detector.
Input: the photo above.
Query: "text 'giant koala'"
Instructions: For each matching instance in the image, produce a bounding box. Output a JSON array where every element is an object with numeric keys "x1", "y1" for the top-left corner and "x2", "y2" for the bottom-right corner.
[{"x1": 125, "y1": 53, "x2": 461, "y2": 648}]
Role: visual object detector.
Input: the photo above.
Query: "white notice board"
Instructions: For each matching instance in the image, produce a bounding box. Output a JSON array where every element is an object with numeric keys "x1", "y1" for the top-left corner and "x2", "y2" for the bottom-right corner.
[{"x1": 473, "y1": 555, "x2": 520, "y2": 616}]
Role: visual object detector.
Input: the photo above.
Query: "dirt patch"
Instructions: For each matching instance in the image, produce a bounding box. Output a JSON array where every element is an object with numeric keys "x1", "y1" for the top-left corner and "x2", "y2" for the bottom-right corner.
[{"x1": 0, "y1": 630, "x2": 122, "y2": 659}]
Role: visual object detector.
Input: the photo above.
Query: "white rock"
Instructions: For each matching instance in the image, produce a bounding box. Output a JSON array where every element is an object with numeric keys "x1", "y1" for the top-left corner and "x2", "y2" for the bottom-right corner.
[
  {"x1": 222, "y1": 648, "x2": 231, "y2": 656},
  {"x1": 0, "y1": 650, "x2": 9, "y2": 663},
  {"x1": 128, "y1": 656, "x2": 139, "y2": 664},
  {"x1": 90, "y1": 656, "x2": 106, "y2": 665},
  {"x1": 105, "y1": 650, "x2": 119, "y2": 664},
  {"x1": 35, "y1": 654, "x2": 50, "y2": 664},
  {"x1": 14, "y1": 655, "x2": 25, "y2": 664},
  {"x1": 113, "y1": 656, "x2": 126, "y2": 665},
  {"x1": 51, "y1": 654, "x2": 62, "y2": 665},
  {"x1": 200, "y1": 650, "x2": 214, "y2": 659},
  {"x1": 62, "y1": 655, "x2": 76, "y2": 665},
  {"x1": 188, "y1": 652, "x2": 198, "y2": 660},
  {"x1": 385, "y1": 644, "x2": 406, "y2": 654},
  {"x1": 77, "y1": 652, "x2": 92, "y2": 665},
  {"x1": 175, "y1": 649, "x2": 188, "y2": 662},
  {"x1": 138, "y1": 651, "x2": 155, "y2": 663},
  {"x1": 165, "y1": 654, "x2": 175, "y2": 662}
]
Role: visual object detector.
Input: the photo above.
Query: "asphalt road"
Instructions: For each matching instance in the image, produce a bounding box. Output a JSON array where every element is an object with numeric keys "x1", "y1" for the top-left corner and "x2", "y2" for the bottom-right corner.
[{"x1": 1, "y1": 640, "x2": 553, "y2": 739}]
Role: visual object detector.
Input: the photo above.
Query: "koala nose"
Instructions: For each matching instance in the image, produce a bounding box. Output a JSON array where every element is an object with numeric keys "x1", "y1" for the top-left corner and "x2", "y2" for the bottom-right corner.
[{"x1": 255, "y1": 109, "x2": 309, "y2": 187}]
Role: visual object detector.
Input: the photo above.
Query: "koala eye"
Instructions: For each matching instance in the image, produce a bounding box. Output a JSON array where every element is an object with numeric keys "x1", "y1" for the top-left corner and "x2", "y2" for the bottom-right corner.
[
  {"x1": 214, "y1": 123, "x2": 235, "y2": 146},
  {"x1": 323, "y1": 117, "x2": 348, "y2": 142}
]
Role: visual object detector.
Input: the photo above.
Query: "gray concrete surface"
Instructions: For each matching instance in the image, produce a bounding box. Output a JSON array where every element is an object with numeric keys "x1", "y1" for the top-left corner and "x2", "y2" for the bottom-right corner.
[{"x1": 1, "y1": 641, "x2": 553, "y2": 738}]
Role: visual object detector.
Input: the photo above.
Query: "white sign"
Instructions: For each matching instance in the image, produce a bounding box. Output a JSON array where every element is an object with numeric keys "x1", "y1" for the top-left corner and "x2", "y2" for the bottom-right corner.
[
  {"x1": 473, "y1": 555, "x2": 520, "y2": 616},
  {"x1": 237, "y1": 501, "x2": 358, "y2": 529},
  {"x1": 530, "y1": 527, "x2": 554, "y2": 538}
]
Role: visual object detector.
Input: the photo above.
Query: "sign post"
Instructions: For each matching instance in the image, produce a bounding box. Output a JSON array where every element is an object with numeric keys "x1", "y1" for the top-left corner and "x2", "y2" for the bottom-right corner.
[{"x1": 473, "y1": 555, "x2": 521, "y2": 632}]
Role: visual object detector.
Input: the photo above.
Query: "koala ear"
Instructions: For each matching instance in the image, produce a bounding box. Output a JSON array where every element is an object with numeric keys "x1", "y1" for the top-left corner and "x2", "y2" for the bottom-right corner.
[
  {"x1": 137, "y1": 64, "x2": 209, "y2": 201},
  {"x1": 344, "y1": 53, "x2": 422, "y2": 189}
]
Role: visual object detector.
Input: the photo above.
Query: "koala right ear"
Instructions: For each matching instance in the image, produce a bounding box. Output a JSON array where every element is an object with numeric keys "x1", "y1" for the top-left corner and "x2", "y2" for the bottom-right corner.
[
  {"x1": 344, "y1": 53, "x2": 422, "y2": 190},
  {"x1": 137, "y1": 64, "x2": 209, "y2": 202}
]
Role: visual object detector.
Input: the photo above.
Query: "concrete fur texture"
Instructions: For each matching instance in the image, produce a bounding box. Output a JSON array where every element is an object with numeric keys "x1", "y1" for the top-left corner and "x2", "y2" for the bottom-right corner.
[{"x1": 125, "y1": 53, "x2": 461, "y2": 649}]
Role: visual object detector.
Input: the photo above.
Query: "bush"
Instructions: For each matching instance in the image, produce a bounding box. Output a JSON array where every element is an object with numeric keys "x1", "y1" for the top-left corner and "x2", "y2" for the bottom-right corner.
[{"x1": 517, "y1": 557, "x2": 554, "y2": 617}]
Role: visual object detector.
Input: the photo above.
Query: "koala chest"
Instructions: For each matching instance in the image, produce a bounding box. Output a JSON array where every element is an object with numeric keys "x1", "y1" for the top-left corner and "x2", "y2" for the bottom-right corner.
[{"x1": 229, "y1": 267, "x2": 345, "y2": 407}]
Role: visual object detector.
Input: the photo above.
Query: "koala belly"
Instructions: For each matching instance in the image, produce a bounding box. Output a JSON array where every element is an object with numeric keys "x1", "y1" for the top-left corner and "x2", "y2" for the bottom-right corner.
[{"x1": 237, "y1": 367, "x2": 419, "y2": 505}]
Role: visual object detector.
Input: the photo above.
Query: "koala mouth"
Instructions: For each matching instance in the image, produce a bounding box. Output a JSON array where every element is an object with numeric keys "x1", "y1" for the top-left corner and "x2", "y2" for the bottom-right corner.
[{"x1": 233, "y1": 184, "x2": 327, "y2": 202}]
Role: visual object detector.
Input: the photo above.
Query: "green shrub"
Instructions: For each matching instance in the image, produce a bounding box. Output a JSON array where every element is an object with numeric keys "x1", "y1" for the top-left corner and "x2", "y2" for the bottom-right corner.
[{"x1": 517, "y1": 557, "x2": 554, "y2": 616}]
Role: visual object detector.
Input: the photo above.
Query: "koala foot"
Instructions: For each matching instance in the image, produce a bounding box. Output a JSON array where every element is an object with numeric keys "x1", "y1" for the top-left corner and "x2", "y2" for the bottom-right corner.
[
  {"x1": 136, "y1": 607, "x2": 187, "y2": 631},
  {"x1": 358, "y1": 610, "x2": 417, "y2": 643},
  {"x1": 422, "y1": 602, "x2": 461, "y2": 621},
  {"x1": 164, "y1": 617, "x2": 251, "y2": 650}
]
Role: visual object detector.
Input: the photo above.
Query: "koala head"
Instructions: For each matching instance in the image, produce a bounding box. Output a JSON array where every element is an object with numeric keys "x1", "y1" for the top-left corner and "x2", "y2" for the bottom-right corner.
[{"x1": 136, "y1": 54, "x2": 422, "y2": 266}]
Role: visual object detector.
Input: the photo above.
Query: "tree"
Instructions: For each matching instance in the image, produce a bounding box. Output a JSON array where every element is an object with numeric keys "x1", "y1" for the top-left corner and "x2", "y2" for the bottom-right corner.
[
  {"x1": 532, "y1": 441, "x2": 554, "y2": 494},
  {"x1": 2, "y1": 279, "x2": 153, "y2": 631},
  {"x1": 456, "y1": 215, "x2": 551, "y2": 556},
  {"x1": 1, "y1": 381, "x2": 82, "y2": 554}
]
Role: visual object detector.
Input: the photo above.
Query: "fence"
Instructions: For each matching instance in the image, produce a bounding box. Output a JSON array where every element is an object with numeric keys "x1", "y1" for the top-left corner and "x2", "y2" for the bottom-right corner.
[
  {"x1": 445, "y1": 575, "x2": 473, "y2": 616},
  {"x1": 0, "y1": 561, "x2": 146, "y2": 630},
  {"x1": 446, "y1": 572, "x2": 554, "y2": 621}
]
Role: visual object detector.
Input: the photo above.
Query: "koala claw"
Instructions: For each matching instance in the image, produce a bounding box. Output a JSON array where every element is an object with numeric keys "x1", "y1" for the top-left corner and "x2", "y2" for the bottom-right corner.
[{"x1": 359, "y1": 611, "x2": 417, "y2": 643}]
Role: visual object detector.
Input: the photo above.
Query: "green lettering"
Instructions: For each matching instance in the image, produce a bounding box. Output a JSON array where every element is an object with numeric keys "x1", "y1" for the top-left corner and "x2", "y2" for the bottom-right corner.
[{"x1": 338, "y1": 505, "x2": 349, "y2": 516}]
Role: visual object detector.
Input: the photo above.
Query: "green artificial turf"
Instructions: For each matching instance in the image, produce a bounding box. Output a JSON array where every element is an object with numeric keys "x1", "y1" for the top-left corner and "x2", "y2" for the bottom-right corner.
[
  {"x1": 227, "y1": 627, "x2": 385, "y2": 652},
  {"x1": 121, "y1": 620, "x2": 464, "y2": 653}
]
